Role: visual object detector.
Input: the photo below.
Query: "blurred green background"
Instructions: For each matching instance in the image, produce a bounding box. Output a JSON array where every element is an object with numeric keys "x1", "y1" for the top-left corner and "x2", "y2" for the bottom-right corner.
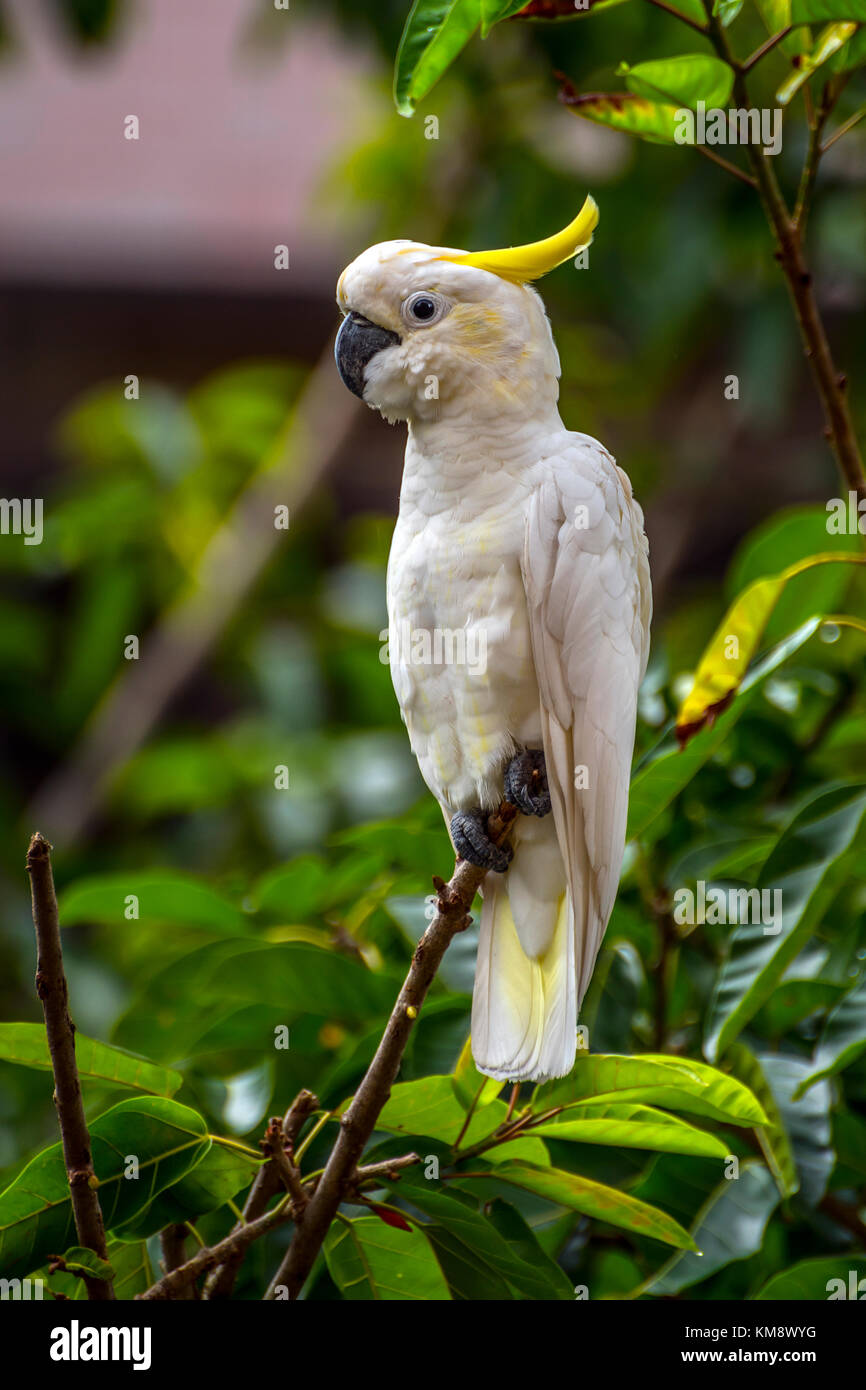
[{"x1": 1, "y1": 0, "x2": 865, "y2": 1300}]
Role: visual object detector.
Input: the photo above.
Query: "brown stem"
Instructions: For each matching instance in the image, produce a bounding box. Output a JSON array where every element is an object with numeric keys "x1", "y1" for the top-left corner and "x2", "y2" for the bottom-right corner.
[
  {"x1": 159, "y1": 1226, "x2": 196, "y2": 1299},
  {"x1": 645, "y1": 0, "x2": 708, "y2": 37},
  {"x1": 695, "y1": 144, "x2": 757, "y2": 188},
  {"x1": 203, "y1": 1089, "x2": 318, "y2": 1301},
  {"x1": 741, "y1": 27, "x2": 792, "y2": 74},
  {"x1": 264, "y1": 803, "x2": 518, "y2": 1300},
  {"x1": 822, "y1": 106, "x2": 866, "y2": 153},
  {"x1": 705, "y1": 10, "x2": 866, "y2": 503},
  {"x1": 139, "y1": 1198, "x2": 295, "y2": 1300},
  {"x1": 794, "y1": 84, "x2": 833, "y2": 233},
  {"x1": 27, "y1": 833, "x2": 115, "y2": 1301},
  {"x1": 820, "y1": 1192, "x2": 866, "y2": 1245}
]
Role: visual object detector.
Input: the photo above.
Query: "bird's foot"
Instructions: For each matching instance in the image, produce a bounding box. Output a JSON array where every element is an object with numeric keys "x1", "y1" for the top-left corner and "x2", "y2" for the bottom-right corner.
[
  {"x1": 450, "y1": 809, "x2": 514, "y2": 874},
  {"x1": 504, "y1": 748, "x2": 551, "y2": 817}
]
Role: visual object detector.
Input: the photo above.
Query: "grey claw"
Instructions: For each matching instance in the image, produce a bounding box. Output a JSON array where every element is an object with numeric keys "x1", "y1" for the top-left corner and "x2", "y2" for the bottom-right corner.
[
  {"x1": 450, "y1": 810, "x2": 513, "y2": 873},
  {"x1": 504, "y1": 749, "x2": 551, "y2": 817}
]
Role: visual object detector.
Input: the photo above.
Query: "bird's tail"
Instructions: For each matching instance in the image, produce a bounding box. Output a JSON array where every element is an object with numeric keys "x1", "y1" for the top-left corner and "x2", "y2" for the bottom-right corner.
[{"x1": 471, "y1": 816, "x2": 576, "y2": 1083}]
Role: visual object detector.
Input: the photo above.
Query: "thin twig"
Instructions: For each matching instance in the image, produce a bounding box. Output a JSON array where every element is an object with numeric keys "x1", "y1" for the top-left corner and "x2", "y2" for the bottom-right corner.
[
  {"x1": 139, "y1": 1196, "x2": 295, "y2": 1300},
  {"x1": 703, "y1": 4, "x2": 866, "y2": 502},
  {"x1": 264, "y1": 803, "x2": 518, "y2": 1300},
  {"x1": 741, "y1": 26, "x2": 793, "y2": 73},
  {"x1": 821, "y1": 105, "x2": 866, "y2": 153},
  {"x1": 27, "y1": 833, "x2": 115, "y2": 1302},
  {"x1": 160, "y1": 1226, "x2": 196, "y2": 1299},
  {"x1": 645, "y1": 0, "x2": 708, "y2": 37},
  {"x1": 695, "y1": 144, "x2": 758, "y2": 188},
  {"x1": 203, "y1": 1090, "x2": 318, "y2": 1301},
  {"x1": 794, "y1": 83, "x2": 833, "y2": 232}
]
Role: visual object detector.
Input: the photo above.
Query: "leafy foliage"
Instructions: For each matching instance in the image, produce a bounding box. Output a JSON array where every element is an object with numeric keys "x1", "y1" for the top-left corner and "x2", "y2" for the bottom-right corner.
[{"x1": 0, "y1": 0, "x2": 864, "y2": 1302}]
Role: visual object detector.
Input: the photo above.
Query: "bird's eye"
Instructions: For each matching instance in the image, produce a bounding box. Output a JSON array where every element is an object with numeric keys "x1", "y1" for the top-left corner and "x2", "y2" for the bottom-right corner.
[{"x1": 401, "y1": 291, "x2": 447, "y2": 328}]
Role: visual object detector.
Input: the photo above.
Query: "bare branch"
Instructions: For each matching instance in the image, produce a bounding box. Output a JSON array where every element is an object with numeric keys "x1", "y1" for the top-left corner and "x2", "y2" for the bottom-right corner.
[
  {"x1": 703, "y1": 7, "x2": 866, "y2": 502},
  {"x1": 139, "y1": 1199, "x2": 295, "y2": 1300},
  {"x1": 741, "y1": 27, "x2": 792, "y2": 74},
  {"x1": 27, "y1": 833, "x2": 114, "y2": 1301},
  {"x1": 264, "y1": 804, "x2": 518, "y2": 1300},
  {"x1": 203, "y1": 1089, "x2": 319, "y2": 1301}
]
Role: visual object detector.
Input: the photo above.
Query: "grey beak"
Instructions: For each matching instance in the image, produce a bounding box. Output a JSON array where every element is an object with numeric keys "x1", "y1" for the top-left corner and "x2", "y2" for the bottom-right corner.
[{"x1": 335, "y1": 312, "x2": 401, "y2": 399}]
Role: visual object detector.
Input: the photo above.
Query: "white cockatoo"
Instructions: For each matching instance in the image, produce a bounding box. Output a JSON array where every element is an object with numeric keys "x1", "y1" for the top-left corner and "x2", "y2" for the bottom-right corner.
[{"x1": 335, "y1": 198, "x2": 652, "y2": 1082}]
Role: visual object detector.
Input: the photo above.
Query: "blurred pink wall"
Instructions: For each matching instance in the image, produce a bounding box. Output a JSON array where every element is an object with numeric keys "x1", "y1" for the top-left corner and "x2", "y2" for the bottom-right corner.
[{"x1": 0, "y1": 0, "x2": 372, "y2": 288}]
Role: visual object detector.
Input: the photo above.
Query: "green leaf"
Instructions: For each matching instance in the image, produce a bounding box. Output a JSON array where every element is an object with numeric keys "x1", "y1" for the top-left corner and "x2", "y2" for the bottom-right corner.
[
  {"x1": 756, "y1": 0, "x2": 813, "y2": 54},
  {"x1": 36, "y1": 1238, "x2": 154, "y2": 1301},
  {"x1": 0, "y1": 1023, "x2": 182, "y2": 1098},
  {"x1": 323, "y1": 1215, "x2": 451, "y2": 1299},
  {"x1": 759, "y1": 1056, "x2": 834, "y2": 1205},
  {"x1": 530, "y1": 1103, "x2": 730, "y2": 1158},
  {"x1": 755, "y1": 978, "x2": 846, "y2": 1035},
  {"x1": 618, "y1": 55, "x2": 734, "y2": 109},
  {"x1": 0, "y1": 1097, "x2": 211, "y2": 1278},
  {"x1": 114, "y1": 938, "x2": 399, "y2": 1060},
  {"x1": 777, "y1": 22, "x2": 859, "y2": 102},
  {"x1": 56, "y1": 1246, "x2": 115, "y2": 1281},
  {"x1": 714, "y1": 0, "x2": 745, "y2": 23},
  {"x1": 831, "y1": 24, "x2": 866, "y2": 67},
  {"x1": 394, "y1": 1181, "x2": 573, "y2": 1298},
  {"x1": 486, "y1": 1197, "x2": 577, "y2": 1297},
  {"x1": 539, "y1": 1052, "x2": 768, "y2": 1127},
  {"x1": 59, "y1": 872, "x2": 246, "y2": 933},
  {"x1": 704, "y1": 784, "x2": 866, "y2": 1060},
  {"x1": 374, "y1": 1075, "x2": 499, "y2": 1146},
  {"x1": 394, "y1": 0, "x2": 482, "y2": 117},
  {"x1": 452, "y1": 1034, "x2": 503, "y2": 1109},
  {"x1": 791, "y1": 0, "x2": 866, "y2": 19},
  {"x1": 117, "y1": 1141, "x2": 259, "y2": 1237},
  {"x1": 372, "y1": 1076, "x2": 548, "y2": 1162},
  {"x1": 725, "y1": 1044, "x2": 799, "y2": 1197},
  {"x1": 480, "y1": 1160, "x2": 699, "y2": 1249},
  {"x1": 756, "y1": 1255, "x2": 866, "y2": 1299},
  {"x1": 644, "y1": 1162, "x2": 782, "y2": 1294},
  {"x1": 481, "y1": 0, "x2": 526, "y2": 36},
  {"x1": 629, "y1": 621, "x2": 826, "y2": 839},
  {"x1": 794, "y1": 974, "x2": 866, "y2": 1094}
]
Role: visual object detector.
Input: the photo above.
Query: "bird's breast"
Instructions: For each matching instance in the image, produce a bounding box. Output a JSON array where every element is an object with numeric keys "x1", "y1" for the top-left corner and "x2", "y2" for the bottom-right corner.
[{"x1": 386, "y1": 503, "x2": 541, "y2": 810}]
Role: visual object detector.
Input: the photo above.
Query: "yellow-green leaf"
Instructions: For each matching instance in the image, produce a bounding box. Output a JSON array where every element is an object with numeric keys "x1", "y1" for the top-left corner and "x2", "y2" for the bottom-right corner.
[
  {"x1": 777, "y1": 21, "x2": 858, "y2": 101},
  {"x1": 676, "y1": 553, "x2": 866, "y2": 745},
  {"x1": 481, "y1": 1160, "x2": 699, "y2": 1249},
  {"x1": 559, "y1": 81, "x2": 683, "y2": 144}
]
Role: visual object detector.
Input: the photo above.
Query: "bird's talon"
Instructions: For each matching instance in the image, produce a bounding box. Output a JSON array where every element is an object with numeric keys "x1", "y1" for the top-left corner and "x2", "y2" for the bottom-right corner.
[
  {"x1": 504, "y1": 748, "x2": 551, "y2": 817},
  {"x1": 450, "y1": 810, "x2": 513, "y2": 873}
]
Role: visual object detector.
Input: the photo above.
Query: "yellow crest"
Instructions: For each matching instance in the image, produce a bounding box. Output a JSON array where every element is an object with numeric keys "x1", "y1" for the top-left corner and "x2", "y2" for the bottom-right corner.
[{"x1": 437, "y1": 195, "x2": 599, "y2": 284}]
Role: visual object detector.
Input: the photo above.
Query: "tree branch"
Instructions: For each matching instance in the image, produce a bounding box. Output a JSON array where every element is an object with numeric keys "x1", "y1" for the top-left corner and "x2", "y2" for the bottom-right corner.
[
  {"x1": 704, "y1": 7, "x2": 866, "y2": 503},
  {"x1": 264, "y1": 803, "x2": 518, "y2": 1300},
  {"x1": 741, "y1": 27, "x2": 792, "y2": 74},
  {"x1": 26, "y1": 832, "x2": 115, "y2": 1301},
  {"x1": 139, "y1": 1198, "x2": 296, "y2": 1300},
  {"x1": 645, "y1": 0, "x2": 708, "y2": 37},
  {"x1": 203, "y1": 1089, "x2": 319, "y2": 1300},
  {"x1": 159, "y1": 1226, "x2": 196, "y2": 1299}
]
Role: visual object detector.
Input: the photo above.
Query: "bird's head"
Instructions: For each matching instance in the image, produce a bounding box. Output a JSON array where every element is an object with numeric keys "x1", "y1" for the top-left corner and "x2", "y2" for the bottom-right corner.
[{"x1": 334, "y1": 196, "x2": 598, "y2": 425}]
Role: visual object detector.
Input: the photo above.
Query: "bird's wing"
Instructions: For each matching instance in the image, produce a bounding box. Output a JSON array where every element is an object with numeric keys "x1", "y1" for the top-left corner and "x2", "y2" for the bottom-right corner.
[{"x1": 522, "y1": 439, "x2": 651, "y2": 1003}]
